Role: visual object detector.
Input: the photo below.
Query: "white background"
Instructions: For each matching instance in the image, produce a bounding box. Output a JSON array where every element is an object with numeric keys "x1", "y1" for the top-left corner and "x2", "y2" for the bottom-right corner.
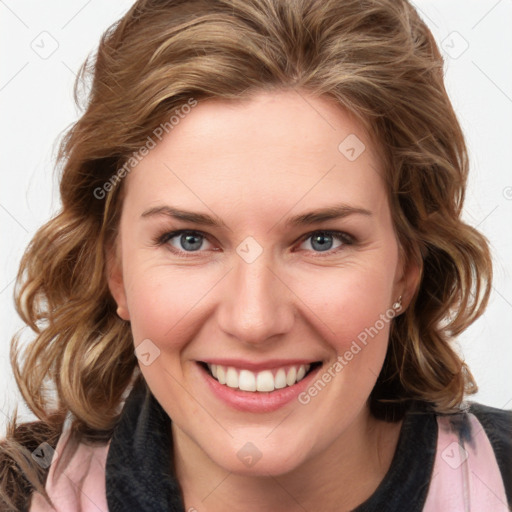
[{"x1": 1, "y1": 0, "x2": 511, "y2": 434}]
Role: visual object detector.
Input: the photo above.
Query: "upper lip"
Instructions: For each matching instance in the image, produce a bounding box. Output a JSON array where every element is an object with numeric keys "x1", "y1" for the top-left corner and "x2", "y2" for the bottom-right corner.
[{"x1": 199, "y1": 359, "x2": 321, "y2": 372}]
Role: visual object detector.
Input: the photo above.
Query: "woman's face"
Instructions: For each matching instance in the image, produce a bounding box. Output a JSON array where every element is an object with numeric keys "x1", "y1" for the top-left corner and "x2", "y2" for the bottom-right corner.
[{"x1": 108, "y1": 90, "x2": 417, "y2": 476}]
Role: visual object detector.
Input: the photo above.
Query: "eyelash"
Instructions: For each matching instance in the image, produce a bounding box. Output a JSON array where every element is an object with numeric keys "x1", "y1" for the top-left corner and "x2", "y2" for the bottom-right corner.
[{"x1": 152, "y1": 229, "x2": 355, "y2": 258}]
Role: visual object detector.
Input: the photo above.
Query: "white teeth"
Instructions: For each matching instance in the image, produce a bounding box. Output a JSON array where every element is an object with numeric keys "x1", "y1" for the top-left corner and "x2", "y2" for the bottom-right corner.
[
  {"x1": 216, "y1": 365, "x2": 226, "y2": 384},
  {"x1": 286, "y1": 366, "x2": 297, "y2": 386},
  {"x1": 226, "y1": 367, "x2": 238, "y2": 388},
  {"x1": 256, "y1": 370, "x2": 275, "y2": 392},
  {"x1": 238, "y1": 369, "x2": 256, "y2": 392},
  {"x1": 205, "y1": 363, "x2": 312, "y2": 392},
  {"x1": 274, "y1": 368, "x2": 287, "y2": 389}
]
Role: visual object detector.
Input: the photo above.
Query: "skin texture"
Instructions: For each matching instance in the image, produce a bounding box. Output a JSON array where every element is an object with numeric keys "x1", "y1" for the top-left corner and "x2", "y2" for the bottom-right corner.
[{"x1": 108, "y1": 90, "x2": 420, "y2": 511}]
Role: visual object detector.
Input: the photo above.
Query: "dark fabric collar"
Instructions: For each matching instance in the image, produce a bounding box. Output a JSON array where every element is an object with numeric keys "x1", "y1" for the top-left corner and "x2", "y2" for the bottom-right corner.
[
  {"x1": 353, "y1": 403, "x2": 437, "y2": 511},
  {"x1": 106, "y1": 376, "x2": 184, "y2": 512},
  {"x1": 106, "y1": 377, "x2": 437, "y2": 511}
]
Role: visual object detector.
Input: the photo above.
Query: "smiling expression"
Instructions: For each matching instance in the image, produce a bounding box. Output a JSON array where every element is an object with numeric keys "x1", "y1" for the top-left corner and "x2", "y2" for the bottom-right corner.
[{"x1": 107, "y1": 89, "x2": 418, "y2": 476}]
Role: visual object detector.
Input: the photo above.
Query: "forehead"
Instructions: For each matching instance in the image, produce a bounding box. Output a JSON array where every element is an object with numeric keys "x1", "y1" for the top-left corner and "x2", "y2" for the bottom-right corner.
[{"x1": 123, "y1": 90, "x2": 388, "y2": 221}]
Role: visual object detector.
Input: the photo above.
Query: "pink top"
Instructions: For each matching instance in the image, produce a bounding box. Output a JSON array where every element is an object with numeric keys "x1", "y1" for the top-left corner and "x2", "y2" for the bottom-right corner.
[
  {"x1": 30, "y1": 428, "x2": 110, "y2": 512},
  {"x1": 29, "y1": 413, "x2": 508, "y2": 511},
  {"x1": 423, "y1": 413, "x2": 508, "y2": 511}
]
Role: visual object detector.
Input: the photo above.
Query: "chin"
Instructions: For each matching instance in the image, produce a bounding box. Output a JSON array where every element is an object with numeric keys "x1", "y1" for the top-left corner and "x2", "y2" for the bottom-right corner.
[
  {"x1": 202, "y1": 432, "x2": 313, "y2": 477},
  {"x1": 219, "y1": 448, "x2": 305, "y2": 477}
]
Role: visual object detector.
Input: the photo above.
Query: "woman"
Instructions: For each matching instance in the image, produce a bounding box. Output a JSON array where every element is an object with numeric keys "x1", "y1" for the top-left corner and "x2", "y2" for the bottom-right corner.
[{"x1": 1, "y1": 0, "x2": 510, "y2": 510}]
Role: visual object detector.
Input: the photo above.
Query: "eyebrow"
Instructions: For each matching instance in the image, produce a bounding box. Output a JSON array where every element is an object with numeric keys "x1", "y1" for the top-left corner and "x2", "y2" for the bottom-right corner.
[{"x1": 141, "y1": 204, "x2": 372, "y2": 228}]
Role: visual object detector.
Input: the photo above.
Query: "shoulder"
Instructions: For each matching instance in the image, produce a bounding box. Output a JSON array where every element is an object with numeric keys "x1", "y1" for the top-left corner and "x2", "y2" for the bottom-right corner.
[
  {"x1": 466, "y1": 401, "x2": 512, "y2": 503},
  {"x1": 466, "y1": 400, "x2": 512, "y2": 438},
  {"x1": 423, "y1": 401, "x2": 511, "y2": 512}
]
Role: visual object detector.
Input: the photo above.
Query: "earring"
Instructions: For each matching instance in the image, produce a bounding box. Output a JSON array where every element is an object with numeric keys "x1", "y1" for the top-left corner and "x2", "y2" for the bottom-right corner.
[{"x1": 392, "y1": 296, "x2": 402, "y2": 311}]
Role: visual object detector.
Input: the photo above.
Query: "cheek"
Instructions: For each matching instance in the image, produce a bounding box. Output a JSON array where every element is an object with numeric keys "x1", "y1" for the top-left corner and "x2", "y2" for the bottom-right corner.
[
  {"x1": 290, "y1": 263, "x2": 397, "y2": 400},
  {"x1": 296, "y1": 263, "x2": 395, "y2": 342},
  {"x1": 123, "y1": 260, "x2": 220, "y2": 346}
]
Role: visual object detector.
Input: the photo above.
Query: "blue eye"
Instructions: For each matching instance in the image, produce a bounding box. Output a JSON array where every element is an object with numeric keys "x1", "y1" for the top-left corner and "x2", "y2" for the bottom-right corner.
[
  {"x1": 154, "y1": 229, "x2": 354, "y2": 257},
  {"x1": 300, "y1": 231, "x2": 352, "y2": 253},
  {"x1": 157, "y1": 230, "x2": 212, "y2": 253}
]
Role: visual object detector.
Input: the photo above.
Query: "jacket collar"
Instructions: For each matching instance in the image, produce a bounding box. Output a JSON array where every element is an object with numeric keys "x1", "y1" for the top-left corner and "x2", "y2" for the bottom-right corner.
[
  {"x1": 106, "y1": 376, "x2": 185, "y2": 512},
  {"x1": 105, "y1": 376, "x2": 437, "y2": 511}
]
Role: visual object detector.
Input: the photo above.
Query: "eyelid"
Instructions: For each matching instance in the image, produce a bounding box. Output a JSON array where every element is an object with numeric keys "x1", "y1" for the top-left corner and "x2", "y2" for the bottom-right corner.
[
  {"x1": 154, "y1": 229, "x2": 355, "y2": 257},
  {"x1": 295, "y1": 230, "x2": 354, "y2": 255},
  {"x1": 154, "y1": 229, "x2": 216, "y2": 257},
  {"x1": 297, "y1": 230, "x2": 354, "y2": 245}
]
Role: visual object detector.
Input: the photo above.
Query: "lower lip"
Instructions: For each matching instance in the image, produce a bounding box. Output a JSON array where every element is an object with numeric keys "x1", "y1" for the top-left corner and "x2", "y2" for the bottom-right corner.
[{"x1": 198, "y1": 362, "x2": 323, "y2": 413}]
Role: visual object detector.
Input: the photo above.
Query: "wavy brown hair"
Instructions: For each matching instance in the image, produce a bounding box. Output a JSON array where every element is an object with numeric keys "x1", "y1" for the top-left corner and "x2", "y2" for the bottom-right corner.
[{"x1": 1, "y1": 0, "x2": 492, "y2": 508}]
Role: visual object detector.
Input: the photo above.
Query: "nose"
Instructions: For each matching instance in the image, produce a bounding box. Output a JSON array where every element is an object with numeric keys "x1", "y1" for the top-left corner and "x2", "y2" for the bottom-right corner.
[{"x1": 216, "y1": 251, "x2": 295, "y2": 347}]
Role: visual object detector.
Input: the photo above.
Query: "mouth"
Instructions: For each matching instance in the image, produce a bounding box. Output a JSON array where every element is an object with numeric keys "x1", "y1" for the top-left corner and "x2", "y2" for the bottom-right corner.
[{"x1": 198, "y1": 361, "x2": 323, "y2": 393}]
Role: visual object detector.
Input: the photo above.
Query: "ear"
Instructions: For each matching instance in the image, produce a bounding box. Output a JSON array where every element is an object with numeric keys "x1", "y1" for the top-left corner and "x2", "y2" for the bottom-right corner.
[
  {"x1": 394, "y1": 248, "x2": 422, "y2": 312},
  {"x1": 106, "y1": 239, "x2": 130, "y2": 321}
]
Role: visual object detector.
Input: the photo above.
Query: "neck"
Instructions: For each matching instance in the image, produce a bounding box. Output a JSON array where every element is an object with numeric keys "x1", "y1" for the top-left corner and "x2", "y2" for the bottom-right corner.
[{"x1": 172, "y1": 406, "x2": 403, "y2": 512}]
